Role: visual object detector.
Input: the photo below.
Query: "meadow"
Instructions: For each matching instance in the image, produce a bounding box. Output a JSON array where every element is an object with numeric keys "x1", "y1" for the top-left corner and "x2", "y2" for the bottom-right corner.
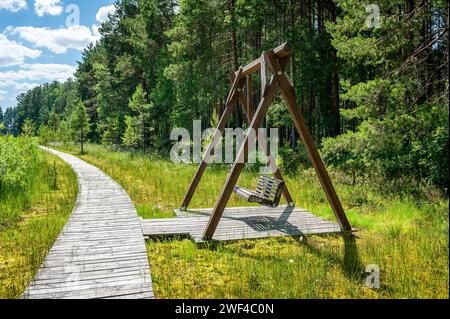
[
  {"x1": 57, "y1": 143, "x2": 449, "y2": 299},
  {"x1": 0, "y1": 137, "x2": 77, "y2": 298}
]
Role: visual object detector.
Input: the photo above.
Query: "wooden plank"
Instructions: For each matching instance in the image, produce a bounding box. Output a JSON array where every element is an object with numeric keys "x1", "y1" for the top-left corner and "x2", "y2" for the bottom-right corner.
[
  {"x1": 23, "y1": 283, "x2": 153, "y2": 299},
  {"x1": 141, "y1": 205, "x2": 343, "y2": 244},
  {"x1": 240, "y1": 43, "x2": 292, "y2": 76}
]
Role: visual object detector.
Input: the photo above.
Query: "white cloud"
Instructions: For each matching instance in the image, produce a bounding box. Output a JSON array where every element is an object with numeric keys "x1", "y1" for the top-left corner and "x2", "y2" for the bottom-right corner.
[
  {"x1": 11, "y1": 25, "x2": 101, "y2": 54},
  {"x1": 34, "y1": 0, "x2": 63, "y2": 17},
  {"x1": 0, "y1": 64, "x2": 75, "y2": 104},
  {"x1": 96, "y1": 5, "x2": 116, "y2": 23},
  {"x1": 0, "y1": 79, "x2": 39, "y2": 91},
  {"x1": 0, "y1": 63, "x2": 77, "y2": 83},
  {"x1": 0, "y1": 34, "x2": 42, "y2": 67},
  {"x1": 0, "y1": 0, "x2": 27, "y2": 12}
]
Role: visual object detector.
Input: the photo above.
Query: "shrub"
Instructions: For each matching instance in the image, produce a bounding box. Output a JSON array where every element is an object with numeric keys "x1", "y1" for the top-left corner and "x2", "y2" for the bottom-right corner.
[
  {"x1": 321, "y1": 131, "x2": 367, "y2": 186},
  {"x1": 0, "y1": 136, "x2": 43, "y2": 192},
  {"x1": 279, "y1": 145, "x2": 310, "y2": 176}
]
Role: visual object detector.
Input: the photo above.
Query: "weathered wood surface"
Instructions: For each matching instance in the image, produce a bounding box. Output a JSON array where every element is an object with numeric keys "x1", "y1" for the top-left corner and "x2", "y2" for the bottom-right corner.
[
  {"x1": 22, "y1": 147, "x2": 153, "y2": 299},
  {"x1": 142, "y1": 205, "x2": 342, "y2": 243}
]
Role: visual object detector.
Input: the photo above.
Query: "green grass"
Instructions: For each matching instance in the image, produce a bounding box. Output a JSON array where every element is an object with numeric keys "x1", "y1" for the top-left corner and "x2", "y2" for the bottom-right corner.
[
  {"x1": 0, "y1": 141, "x2": 77, "y2": 299},
  {"x1": 58, "y1": 143, "x2": 449, "y2": 299}
]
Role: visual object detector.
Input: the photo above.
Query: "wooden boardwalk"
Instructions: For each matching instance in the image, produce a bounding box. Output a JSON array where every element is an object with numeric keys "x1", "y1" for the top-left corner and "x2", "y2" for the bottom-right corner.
[
  {"x1": 141, "y1": 205, "x2": 342, "y2": 243},
  {"x1": 22, "y1": 147, "x2": 153, "y2": 299}
]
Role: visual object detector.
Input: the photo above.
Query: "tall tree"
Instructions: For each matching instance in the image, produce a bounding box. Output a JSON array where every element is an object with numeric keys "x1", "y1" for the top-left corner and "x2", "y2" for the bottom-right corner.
[
  {"x1": 323, "y1": 0, "x2": 449, "y2": 190},
  {"x1": 69, "y1": 102, "x2": 91, "y2": 154},
  {"x1": 123, "y1": 84, "x2": 152, "y2": 148}
]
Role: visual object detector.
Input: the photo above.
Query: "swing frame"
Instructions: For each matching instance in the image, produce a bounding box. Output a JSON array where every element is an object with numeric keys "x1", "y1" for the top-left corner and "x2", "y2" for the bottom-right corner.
[{"x1": 180, "y1": 43, "x2": 352, "y2": 240}]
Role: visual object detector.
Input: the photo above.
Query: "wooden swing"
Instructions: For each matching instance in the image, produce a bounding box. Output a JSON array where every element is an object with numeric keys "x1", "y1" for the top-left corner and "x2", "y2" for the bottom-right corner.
[
  {"x1": 180, "y1": 43, "x2": 352, "y2": 241},
  {"x1": 233, "y1": 175, "x2": 285, "y2": 208}
]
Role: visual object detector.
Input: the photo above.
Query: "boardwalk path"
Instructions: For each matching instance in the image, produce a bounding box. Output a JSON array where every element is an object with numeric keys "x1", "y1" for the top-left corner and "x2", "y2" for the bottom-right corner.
[{"x1": 23, "y1": 147, "x2": 153, "y2": 299}]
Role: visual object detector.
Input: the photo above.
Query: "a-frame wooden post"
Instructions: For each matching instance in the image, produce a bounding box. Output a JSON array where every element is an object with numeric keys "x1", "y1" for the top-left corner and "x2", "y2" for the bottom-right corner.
[
  {"x1": 265, "y1": 52, "x2": 352, "y2": 232},
  {"x1": 179, "y1": 43, "x2": 351, "y2": 240},
  {"x1": 229, "y1": 72, "x2": 294, "y2": 206},
  {"x1": 203, "y1": 60, "x2": 279, "y2": 239},
  {"x1": 180, "y1": 68, "x2": 243, "y2": 210}
]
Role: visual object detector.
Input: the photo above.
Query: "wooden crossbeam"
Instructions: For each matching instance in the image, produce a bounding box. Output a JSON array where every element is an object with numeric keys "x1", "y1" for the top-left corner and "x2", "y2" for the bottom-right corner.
[{"x1": 240, "y1": 43, "x2": 291, "y2": 76}]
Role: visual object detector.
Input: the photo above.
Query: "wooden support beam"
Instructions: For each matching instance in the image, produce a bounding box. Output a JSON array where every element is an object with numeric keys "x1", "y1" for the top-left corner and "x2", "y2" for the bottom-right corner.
[
  {"x1": 203, "y1": 72, "x2": 279, "y2": 240},
  {"x1": 265, "y1": 52, "x2": 352, "y2": 232},
  {"x1": 180, "y1": 68, "x2": 244, "y2": 211},
  {"x1": 240, "y1": 43, "x2": 291, "y2": 76},
  {"x1": 229, "y1": 72, "x2": 294, "y2": 206},
  {"x1": 246, "y1": 75, "x2": 253, "y2": 120},
  {"x1": 260, "y1": 52, "x2": 268, "y2": 100}
]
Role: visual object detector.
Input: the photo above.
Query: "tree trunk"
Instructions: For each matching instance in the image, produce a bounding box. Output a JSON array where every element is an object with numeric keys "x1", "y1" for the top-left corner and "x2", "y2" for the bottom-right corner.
[
  {"x1": 80, "y1": 125, "x2": 84, "y2": 155},
  {"x1": 228, "y1": 0, "x2": 241, "y2": 128},
  {"x1": 330, "y1": 0, "x2": 340, "y2": 137}
]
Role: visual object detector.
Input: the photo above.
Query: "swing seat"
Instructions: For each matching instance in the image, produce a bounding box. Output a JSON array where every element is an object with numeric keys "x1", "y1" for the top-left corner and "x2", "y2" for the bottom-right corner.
[{"x1": 233, "y1": 176, "x2": 284, "y2": 208}]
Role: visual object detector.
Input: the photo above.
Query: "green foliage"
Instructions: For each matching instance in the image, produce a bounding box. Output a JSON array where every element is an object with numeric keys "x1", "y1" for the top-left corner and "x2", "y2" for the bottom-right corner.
[
  {"x1": 279, "y1": 145, "x2": 310, "y2": 176},
  {"x1": 37, "y1": 125, "x2": 55, "y2": 146},
  {"x1": 0, "y1": 109, "x2": 4, "y2": 135},
  {"x1": 0, "y1": 148, "x2": 77, "y2": 298},
  {"x1": 322, "y1": 131, "x2": 367, "y2": 185},
  {"x1": 324, "y1": 0, "x2": 449, "y2": 191},
  {"x1": 123, "y1": 84, "x2": 152, "y2": 148},
  {"x1": 4, "y1": 0, "x2": 448, "y2": 192},
  {"x1": 100, "y1": 116, "x2": 122, "y2": 146},
  {"x1": 14, "y1": 80, "x2": 79, "y2": 136},
  {"x1": 21, "y1": 119, "x2": 36, "y2": 137},
  {"x1": 0, "y1": 137, "x2": 44, "y2": 228},
  {"x1": 0, "y1": 137, "x2": 42, "y2": 192},
  {"x1": 122, "y1": 116, "x2": 141, "y2": 148},
  {"x1": 69, "y1": 102, "x2": 91, "y2": 154}
]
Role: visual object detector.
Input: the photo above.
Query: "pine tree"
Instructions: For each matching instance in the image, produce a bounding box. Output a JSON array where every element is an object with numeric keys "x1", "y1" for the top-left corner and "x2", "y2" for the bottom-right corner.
[
  {"x1": 123, "y1": 84, "x2": 152, "y2": 148},
  {"x1": 70, "y1": 102, "x2": 91, "y2": 154},
  {"x1": 21, "y1": 119, "x2": 36, "y2": 137}
]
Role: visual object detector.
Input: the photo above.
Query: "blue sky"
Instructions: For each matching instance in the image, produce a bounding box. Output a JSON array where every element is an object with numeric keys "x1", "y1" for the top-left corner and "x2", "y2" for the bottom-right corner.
[{"x1": 0, "y1": 0, "x2": 116, "y2": 110}]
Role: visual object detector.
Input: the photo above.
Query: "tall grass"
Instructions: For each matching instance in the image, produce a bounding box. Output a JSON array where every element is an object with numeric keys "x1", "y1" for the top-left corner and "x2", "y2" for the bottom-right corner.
[
  {"x1": 0, "y1": 137, "x2": 77, "y2": 298},
  {"x1": 59, "y1": 143, "x2": 449, "y2": 298}
]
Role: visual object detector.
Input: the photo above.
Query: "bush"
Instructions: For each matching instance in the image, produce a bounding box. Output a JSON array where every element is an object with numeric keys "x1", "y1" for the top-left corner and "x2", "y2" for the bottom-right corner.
[
  {"x1": 321, "y1": 130, "x2": 367, "y2": 186},
  {"x1": 279, "y1": 145, "x2": 310, "y2": 176},
  {"x1": 0, "y1": 136, "x2": 43, "y2": 192},
  {"x1": 38, "y1": 125, "x2": 56, "y2": 146}
]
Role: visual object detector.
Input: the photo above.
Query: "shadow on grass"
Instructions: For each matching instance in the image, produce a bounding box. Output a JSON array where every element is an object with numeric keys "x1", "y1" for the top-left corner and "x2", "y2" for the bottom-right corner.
[
  {"x1": 204, "y1": 233, "x2": 366, "y2": 284},
  {"x1": 301, "y1": 233, "x2": 366, "y2": 282}
]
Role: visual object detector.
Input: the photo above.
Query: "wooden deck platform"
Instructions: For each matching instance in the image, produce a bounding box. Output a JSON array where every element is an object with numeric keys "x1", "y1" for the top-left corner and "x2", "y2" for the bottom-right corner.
[
  {"x1": 141, "y1": 205, "x2": 342, "y2": 243},
  {"x1": 22, "y1": 147, "x2": 153, "y2": 299}
]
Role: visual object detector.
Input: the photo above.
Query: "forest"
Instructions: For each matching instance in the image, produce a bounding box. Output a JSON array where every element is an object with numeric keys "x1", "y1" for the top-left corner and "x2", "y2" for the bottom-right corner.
[{"x1": 0, "y1": 0, "x2": 448, "y2": 193}]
